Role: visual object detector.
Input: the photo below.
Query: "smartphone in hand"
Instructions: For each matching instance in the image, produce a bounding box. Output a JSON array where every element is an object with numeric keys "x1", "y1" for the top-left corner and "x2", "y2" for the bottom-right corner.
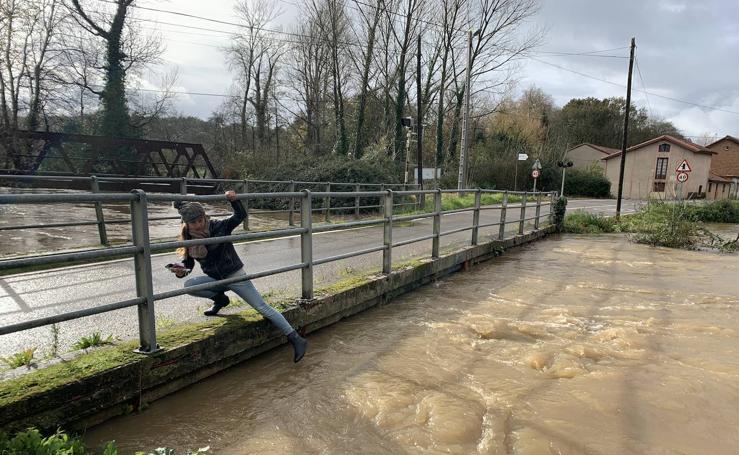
[{"x1": 165, "y1": 263, "x2": 191, "y2": 273}]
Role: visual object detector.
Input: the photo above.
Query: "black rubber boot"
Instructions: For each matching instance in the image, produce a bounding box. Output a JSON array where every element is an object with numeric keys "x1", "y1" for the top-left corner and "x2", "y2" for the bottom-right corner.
[
  {"x1": 204, "y1": 292, "x2": 230, "y2": 316},
  {"x1": 287, "y1": 330, "x2": 308, "y2": 363}
]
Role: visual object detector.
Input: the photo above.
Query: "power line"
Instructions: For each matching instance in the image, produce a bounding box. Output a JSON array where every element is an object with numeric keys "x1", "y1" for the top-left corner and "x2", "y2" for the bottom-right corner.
[
  {"x1": 634, "y1": 56, "x2": 652, "y2": 119},
  {"x1": 528, "y1": 55, "x2": 739, "y2": 116}
]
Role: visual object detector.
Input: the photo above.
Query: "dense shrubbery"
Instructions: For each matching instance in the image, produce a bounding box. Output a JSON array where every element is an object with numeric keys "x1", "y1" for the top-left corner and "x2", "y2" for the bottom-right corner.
[
  {"x1": 563, "y1": 200, "x2": 739, "y2": 252},
  {"x1": 251, "y1": 155, "x2": 403, "y2": 189},
  {"x1": 0, "y1": 428, "x2": 208, "y2": 454},
  {"x1": 563, "y1": 168, "x2": 611, "y2": 198},
  {"x1": 688, "y1": 200, "x2": 739, "y2": 223},
  {"x1": 553, "y1": 196, "x2": 568, "y2": 232}
]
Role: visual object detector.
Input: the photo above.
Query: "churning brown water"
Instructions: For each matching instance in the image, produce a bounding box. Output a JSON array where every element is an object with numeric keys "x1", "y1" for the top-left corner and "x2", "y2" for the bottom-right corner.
[{"x1": 85, "y1": 234, "x2": 739, "y2": 454}]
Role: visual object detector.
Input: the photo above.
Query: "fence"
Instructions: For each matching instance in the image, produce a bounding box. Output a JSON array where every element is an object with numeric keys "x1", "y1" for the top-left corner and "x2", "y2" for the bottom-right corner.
[
  {"x1": 0, "y1": 188, "x2": 556, "y2": 354},
  {"x1": 0, "y1": 175, "x2": 422, "y2": 245}
]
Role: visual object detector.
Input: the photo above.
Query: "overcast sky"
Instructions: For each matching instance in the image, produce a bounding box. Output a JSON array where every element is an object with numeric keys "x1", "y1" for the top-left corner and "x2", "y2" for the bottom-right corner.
[{"x1": 135, "y1": 0, "x2": 739, "y2": 142}]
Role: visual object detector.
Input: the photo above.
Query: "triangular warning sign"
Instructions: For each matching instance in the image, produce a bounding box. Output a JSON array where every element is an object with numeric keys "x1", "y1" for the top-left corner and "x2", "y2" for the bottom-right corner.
[{"x1": 676, "y1": 159, "x2": 692, "y2": 173}]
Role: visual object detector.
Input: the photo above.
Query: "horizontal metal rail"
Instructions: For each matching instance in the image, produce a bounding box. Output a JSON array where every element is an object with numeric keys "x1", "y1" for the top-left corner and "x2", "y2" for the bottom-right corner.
[
  {"x1": 0, "y1": 245, "x2": 141, "y2": 270},
  {"x1": 477, "y1": 220, "x2": 503, "y2": 229},
  {"x1": 392, "y1": 233, "x2": 436, "y2": 248},
  {"x1": 391, "y1": 212, "x2": 436, "y2": 223},
  {"x1": 0, "y1": 297, "x2": 145, "y2": 336},
  {"x1": 148, "y1": 192, "x2": 305, "y2": 202},
  {"x1": 149, "y1": 227, "x2": 308, "y2": 252},
  {"x1": 0, "y1": 220, "x2": 102, "y2": 230},
  {"x1": 0, "y1": 193, "x2": 136, "y2": 203},
  {"x1": 312, "y1": 218, "x2": 385, "y2": 233},
  {"x1": 152, "y1": 263, "x2": 308, "y2": 301},
  {"x1": 439, "y1": 225, "x2": 474, "y2": 237},
  {"x1": 313, "y1": 245, "x2": 387, "y2": 266},
  {"x1": 440, "y1": 207, "x2": 475, "y2": 216}
]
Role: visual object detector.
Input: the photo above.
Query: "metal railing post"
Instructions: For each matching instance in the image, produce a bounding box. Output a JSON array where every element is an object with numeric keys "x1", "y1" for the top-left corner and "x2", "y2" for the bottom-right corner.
[
  {"x1": 90, "y1": 176, "x2": 108, "y2": 246},
  {"x1": 549, "y1": 191, "x2": 556, "y2": 225},
  {"x1": 354, "y1": 183, "x2": 361, "y2": 219},
  {"x1": 535, "y1": 192, "x2": 542, "y2": 230},
  {"x1": 130, "y1": 190, "x2": 159, "y2": 354},
  {"x1": 241, "y1": 180, "x2": 249, "y2": 231},
  {"x1": 432, "y1": 189, "x2": 441, "y2": 258},
  {"x1": 519, "y1": 191, "x2": 527, "y2": 235},
  {"x1": 472, "y1": 189, "x2": 481, "y2": 245},
  {"x1": 382, "y1": 190, "x2": 393, "y2": 274},
  {"x1": 179, "y1": 177, "x2": 187, "y2": 195},
  {"x1": 324, "y1": 182, "x2": 331, "y2": 222},
  {"x1": 499, "y1": 191, "x2": 508, "y2": 240},
  {"x1": 288, "y1": 180, "x2": 295, "y2": 226},
  {"x1": 300, "y1": 190, "x2": 313, "y2": 300},
  {"x1": 379, "y1": 184, "x2": 385, "y2": 214}
]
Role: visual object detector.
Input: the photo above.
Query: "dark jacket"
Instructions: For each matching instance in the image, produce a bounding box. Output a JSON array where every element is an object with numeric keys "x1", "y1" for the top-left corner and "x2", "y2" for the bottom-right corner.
[{"x1": 183, "y1": 200, "x2": 246, "y2": 279}]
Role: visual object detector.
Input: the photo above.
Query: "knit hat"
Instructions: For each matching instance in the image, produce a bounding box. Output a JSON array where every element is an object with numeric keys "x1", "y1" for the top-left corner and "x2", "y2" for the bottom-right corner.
[{"x1": 173, "y1": 200, "x2": 206, "y2": 223}]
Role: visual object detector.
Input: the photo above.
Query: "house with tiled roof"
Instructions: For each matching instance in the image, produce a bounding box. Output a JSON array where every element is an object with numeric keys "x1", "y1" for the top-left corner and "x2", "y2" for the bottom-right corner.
[
  {"x1": 706, "y1": 135, "x2": 739, "y2": 200},
  {"x1": 602, "y1": 135, "x2": 715, "y2": 199},
  {"x1": 565, "y1": 143, "x2": 620, "y2": 171}
]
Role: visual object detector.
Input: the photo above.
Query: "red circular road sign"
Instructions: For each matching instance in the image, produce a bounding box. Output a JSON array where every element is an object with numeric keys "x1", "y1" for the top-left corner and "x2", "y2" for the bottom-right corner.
[
  {"x1": 532, "y1": 169, "x2": 540, "y2": 178},
  {"x1": 676, "y1": 172, "x2": 688, "y2": 183}
]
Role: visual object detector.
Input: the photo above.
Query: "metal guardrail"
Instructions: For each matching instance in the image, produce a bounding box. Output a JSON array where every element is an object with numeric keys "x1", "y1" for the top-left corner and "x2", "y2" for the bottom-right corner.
[
  {"x1": 0, "y1": 175, "x2": 423, "y2": 244},
  {"x1": 0, "y1": 188, "x2": 556, "y2": 354}
]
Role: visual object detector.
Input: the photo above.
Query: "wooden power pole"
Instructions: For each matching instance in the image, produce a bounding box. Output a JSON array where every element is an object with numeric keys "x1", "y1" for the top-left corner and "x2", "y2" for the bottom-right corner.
[
  {"x1": 616, "y1": 37, "x2": 636, "y2": 218},
  {"x1": 417, "y1": 34, "x2": 424, "y2": 203}
]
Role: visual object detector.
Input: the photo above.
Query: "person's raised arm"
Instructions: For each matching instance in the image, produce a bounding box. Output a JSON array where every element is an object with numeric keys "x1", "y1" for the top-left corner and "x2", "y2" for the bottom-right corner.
[{"x1": 223, "y1": 190, "x2": 246, "y2": 234}]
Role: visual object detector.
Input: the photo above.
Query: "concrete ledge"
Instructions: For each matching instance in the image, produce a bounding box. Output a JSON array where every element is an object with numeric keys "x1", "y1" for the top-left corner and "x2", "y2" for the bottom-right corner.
[{"x1": 0, "y1": 226, "x2": 554, "y2": 433}]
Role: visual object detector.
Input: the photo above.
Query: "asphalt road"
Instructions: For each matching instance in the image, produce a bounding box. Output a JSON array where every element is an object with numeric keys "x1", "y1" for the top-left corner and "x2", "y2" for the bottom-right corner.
[{"x1": 0, "y1": 198, "x2": 639, "y2": 357}]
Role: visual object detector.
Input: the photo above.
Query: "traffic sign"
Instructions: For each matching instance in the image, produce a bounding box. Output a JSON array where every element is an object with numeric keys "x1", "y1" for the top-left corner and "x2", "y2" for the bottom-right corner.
[
  {"x1": 676, "y1": 172, "x2": 688, "y2": 183},
  {"x1": 518, "y1": 153, "x2": 528, "y2": 161},
  {"x1": 676, "y1": 159, "x2": 692, "y2": 173},
  {"x1": 533, "y1": 159, "x2": 542, "y2": 170},
  {"x1": 532, "y1": 169, "x2": 540, "y2": 179}
]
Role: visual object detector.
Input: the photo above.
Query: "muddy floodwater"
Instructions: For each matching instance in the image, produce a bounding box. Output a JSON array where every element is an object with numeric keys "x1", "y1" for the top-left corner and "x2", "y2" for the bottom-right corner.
[{"x1": 83, "y1": 234, "x2": 738, "y2": 454}]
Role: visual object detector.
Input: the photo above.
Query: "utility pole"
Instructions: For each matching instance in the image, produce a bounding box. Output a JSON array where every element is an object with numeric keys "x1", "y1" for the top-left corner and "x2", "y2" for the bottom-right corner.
[
  {"x1": 417, "y1": 34, "x2": 424, "y2": 205},
  {"x1": 458, "y1": 29, "x2": 479, "y2": 192},
  {"x1": 616, "y1": 37, "x2": 636, "y2": 218}
]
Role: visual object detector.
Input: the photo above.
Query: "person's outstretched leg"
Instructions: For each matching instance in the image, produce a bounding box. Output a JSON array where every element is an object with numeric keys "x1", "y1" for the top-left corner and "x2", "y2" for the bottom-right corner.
[
  {"x1": 184, "y1": 275, "x2": 229, "y2": 316},
  {"x1": 228, "y1": 277, "x2": 307, "y2": 362}
]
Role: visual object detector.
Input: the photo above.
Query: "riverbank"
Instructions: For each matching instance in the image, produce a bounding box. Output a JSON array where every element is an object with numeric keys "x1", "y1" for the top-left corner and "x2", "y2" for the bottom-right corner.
[{"x1": 563, "y1": 200, "x2": 739, "y2": 252}]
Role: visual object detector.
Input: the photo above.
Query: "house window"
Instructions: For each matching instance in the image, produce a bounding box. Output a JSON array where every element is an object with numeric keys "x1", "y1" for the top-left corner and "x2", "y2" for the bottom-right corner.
[
  {"x1": 659, "y1": 143, "x2": 671, "y2": 153},
  {"x1": 655, "y1": 157, "x2": 669, "y2": 179},
  {"x1": 653, "y1": 182, "x2": 666, "y2": 192}
]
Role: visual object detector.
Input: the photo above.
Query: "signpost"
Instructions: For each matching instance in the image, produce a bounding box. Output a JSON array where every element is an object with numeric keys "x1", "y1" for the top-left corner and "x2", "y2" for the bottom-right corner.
[
  {"x1": 532, "y1": 159, "x2": 542, "y2": 192},
  {"x1": 676, "y1": 159, "x2": 692, "y2": 173},
  {"x1": 514, "y1": 152, "x2": 529, "y2": 191},
  {"x1": 675, "y1": 159, "x2": 691, "y2": 200}
]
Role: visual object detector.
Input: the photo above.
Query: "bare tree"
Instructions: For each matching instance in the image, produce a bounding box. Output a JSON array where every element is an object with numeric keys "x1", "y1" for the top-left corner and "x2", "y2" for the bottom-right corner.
[
  {"x1": 388, "y1": 0, "x2": 422, "y2": 159},
  {"x1": 287, "y1": 18, "x2": 331, "y2": 155},
  {"x1": 0, "y1": 0, "x2": 66, "y2": 169},
  {"x1": 305, "y1": 0, "x2": 350, "y2": 156},
  {"x1": 445, "y1": 0, "x2": 542, "y2": 166},
  {"x1": 229, "y1": 0, "x2": 283, "y2": 153},
  {"x1": 349, "y1": 0, "x2": 384, "y2": 158}
]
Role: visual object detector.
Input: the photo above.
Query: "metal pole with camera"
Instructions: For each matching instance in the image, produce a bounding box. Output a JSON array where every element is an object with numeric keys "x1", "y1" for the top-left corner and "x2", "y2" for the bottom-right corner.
[{"x1": 557, "y1": 160, "x2": 574, "y2": 196}]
